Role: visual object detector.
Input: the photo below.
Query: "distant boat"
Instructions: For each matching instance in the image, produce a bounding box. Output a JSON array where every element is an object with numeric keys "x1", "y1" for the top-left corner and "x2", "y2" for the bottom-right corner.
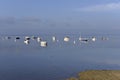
[
  {"x1": 25, "y1": 36, "x2": 30, "y2": 40},
  {"x1": 101, "y1": 37, "x2": 109, "y2": 40},
  {"x1": 5, "y1": 36, "x2": 11, "y2": 40},
  {"x1": 91, "y1": 37, "x2": 96, "y2": 42},
  {"x1": 37, "y1": 37, "x2": 42, "y2": 42},
  {"x1": 79, "y1": 36, "x2": 89, "y2": 42},
  {"x1": 31, "y1": 36, "x2": 37, "y2": 40},
  {"x1": 14, "y1": 36, "x2": 20, "y2": 42},
  {"x1": 15, "y1": 37, "x2": 20, "y2": 40}
]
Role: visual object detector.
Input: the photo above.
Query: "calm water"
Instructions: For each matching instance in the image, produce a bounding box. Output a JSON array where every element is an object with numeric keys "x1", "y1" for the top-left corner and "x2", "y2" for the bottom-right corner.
[{"x1": 0, "y1": 34, "x2": 120, "y2": 80}]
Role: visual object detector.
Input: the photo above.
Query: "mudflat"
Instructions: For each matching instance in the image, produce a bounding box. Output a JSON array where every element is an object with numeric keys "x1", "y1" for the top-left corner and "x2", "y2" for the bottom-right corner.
[{"x1": 67, "y1": 70, "x2": 120, "y2": 80}]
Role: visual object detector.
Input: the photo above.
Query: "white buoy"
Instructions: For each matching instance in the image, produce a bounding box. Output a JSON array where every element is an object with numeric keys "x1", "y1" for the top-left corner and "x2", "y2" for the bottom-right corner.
[
  {"x1": 79, "y1": 36, "x2": 82, "y2": 41},
  {"x1": 73, "y1": 40, "x2": 76, "y2": 44},
  {"x1": 52, "y1": 36, "x2": 56, "y2": 42},
  {"x1": 57, "y1": 39, "x2": 59, "y2": 42},
  {"x1": 64, "y1": 36, "x2": 70, "y2": 42},
  {"x1": 40, "y1": 41, "x2": 47, "y2": 47}
]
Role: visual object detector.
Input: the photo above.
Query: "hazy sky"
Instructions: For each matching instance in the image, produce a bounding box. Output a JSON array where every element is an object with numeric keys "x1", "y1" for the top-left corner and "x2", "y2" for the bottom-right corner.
[{"x1": 0, "y1": 0, "x2": 120, "y2": 34}]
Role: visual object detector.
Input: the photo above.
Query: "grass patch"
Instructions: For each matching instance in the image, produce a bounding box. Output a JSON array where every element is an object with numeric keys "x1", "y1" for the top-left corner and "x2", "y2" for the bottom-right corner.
[{"x1": 67, "y1": 70, "x2": 120, "y2": 80}]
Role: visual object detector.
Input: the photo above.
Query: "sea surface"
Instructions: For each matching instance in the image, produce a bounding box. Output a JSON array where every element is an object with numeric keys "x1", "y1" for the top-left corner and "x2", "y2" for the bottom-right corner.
[{"x1": 0, "y1": 34, "x2": 120, "y2": 80}]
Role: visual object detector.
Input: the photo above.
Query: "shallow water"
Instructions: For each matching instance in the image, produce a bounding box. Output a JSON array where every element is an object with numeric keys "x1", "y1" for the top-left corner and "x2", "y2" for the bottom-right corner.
[{"x1": 0, "y1": 34, "x2": 120, "y2": 80}]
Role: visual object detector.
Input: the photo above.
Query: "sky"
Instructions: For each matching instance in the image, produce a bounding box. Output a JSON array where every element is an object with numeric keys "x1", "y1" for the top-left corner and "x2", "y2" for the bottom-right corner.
[{"x1": 0, "y1": 0, "x2": 120, "y2": 34}]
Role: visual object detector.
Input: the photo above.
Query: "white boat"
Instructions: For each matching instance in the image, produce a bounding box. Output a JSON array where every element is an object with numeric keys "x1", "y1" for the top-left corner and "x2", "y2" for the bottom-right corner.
[
  {"x1": 91, "y1": 37, "x2": 96, "y2": 42},
  {"x1": 64, "y1": 36, "x2": 70, "y2": 42},
  {"x1": 24, "y1": 40, "x2": 30, "y2": 45},
  {"x1": 40, "y1": 41, "x2": 47, "y2": 47}
]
